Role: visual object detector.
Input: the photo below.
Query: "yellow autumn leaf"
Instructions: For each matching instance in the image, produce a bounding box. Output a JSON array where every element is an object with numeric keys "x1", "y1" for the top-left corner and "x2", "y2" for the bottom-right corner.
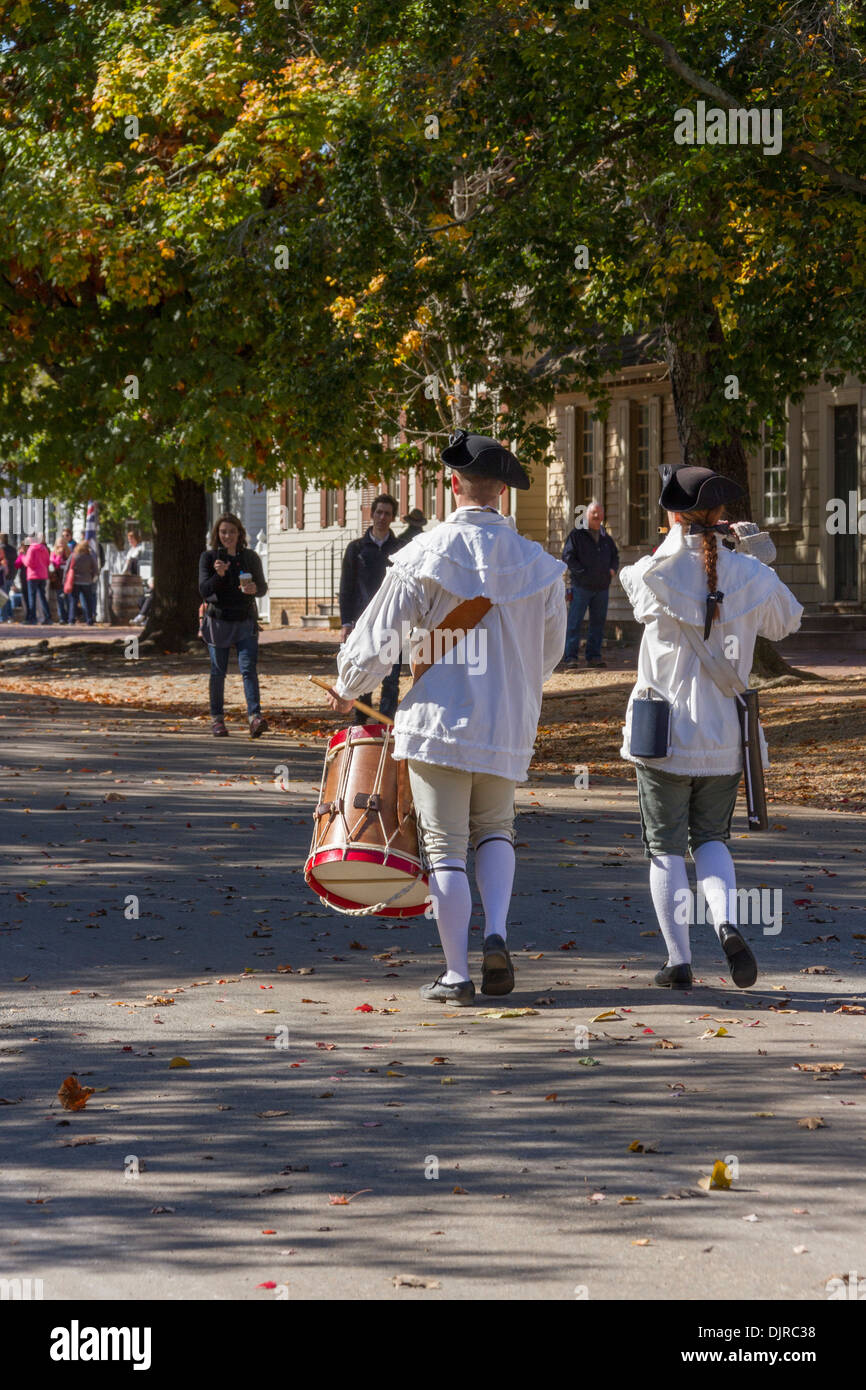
[
  {"x1": 168, "y1": 1056, "x2": 190, "y2": 1068},
  {"x1": 698, "y1": 1159, "x2": 733, "y2": 1191},
  {"x1": 591, "y1": 1010, "x2": 623, "y2": 1022},
  {"x1": 477, "y1": 1008, "x2": 538, "y2": 1019}
]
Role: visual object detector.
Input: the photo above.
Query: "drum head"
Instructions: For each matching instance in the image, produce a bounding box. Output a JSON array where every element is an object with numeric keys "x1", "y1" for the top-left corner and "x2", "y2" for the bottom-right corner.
[{"x1": 305, "y1": 847, "x2": 429, "y2": 917}]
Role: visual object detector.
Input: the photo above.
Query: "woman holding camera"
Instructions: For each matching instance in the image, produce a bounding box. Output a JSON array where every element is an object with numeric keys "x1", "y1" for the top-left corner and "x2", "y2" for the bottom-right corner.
[
  {"x1": 198, "y1": 513, "x2": 268, "y2": 737},
  {"x1": 619, "y1": 466, "x2": 802, "y2": 991}
]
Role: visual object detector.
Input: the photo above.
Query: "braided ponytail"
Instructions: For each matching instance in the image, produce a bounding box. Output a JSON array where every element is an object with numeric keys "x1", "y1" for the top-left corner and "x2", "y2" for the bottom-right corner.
[{"x1": 679, "y1": 506, "x2": 724, "y2": 635}]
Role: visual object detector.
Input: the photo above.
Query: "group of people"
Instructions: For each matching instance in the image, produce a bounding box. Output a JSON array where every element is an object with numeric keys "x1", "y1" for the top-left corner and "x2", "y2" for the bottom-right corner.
[
  {"x1": 0, "y1": 526, "x2": 148, "y2": 627},
  {"x1": 0, "y1": 527, "x2": 100, "y2": 625},
  {"x1": 318, "y1": 434, "x2": 802, "y2": 1002}
]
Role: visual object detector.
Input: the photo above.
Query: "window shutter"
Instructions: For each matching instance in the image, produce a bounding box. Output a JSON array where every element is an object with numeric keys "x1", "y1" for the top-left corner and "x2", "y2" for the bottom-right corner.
[
  {"x1": 648, "y1": 395, "x2": 662, "y2": 521},
  {"x1": 279, "y1": 480, "x2": 288, "y2": 530},
  {"x1": 565, "y1": 404, "x2": 576, "y2": 512},
  {"x1": 614, "y1": 399, "x2": 632, "y2": 545},
  {"x1": 399, "y1": 471, "x2": 408, "y2": 516},
  {"x1": 295, "y1": 480, "x2": 304, "y2": 529},
  {"x1": 787, "y1": 402, "x2": 802, "y2": 525},
  {"x1": 337, "y1": 488, "x2": 346, "y2": 527},
  {"x1": 320, "y1": 490, "x2": 328, "y2": 528},
  {"x1": 361, "y1": 486, "x2": 372, "y2": 527},
  {"x1": 592, "y1": 414, "x2": 605, "y2": 505},
  {"x1": 435, "y1": 471, "x2": 444, "y2": 520}
]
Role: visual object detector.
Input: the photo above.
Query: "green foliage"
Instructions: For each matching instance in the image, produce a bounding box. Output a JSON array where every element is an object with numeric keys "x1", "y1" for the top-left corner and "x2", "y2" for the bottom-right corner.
[{"x1": 1, "y1": 0, "x2": 865, "y2": 512}]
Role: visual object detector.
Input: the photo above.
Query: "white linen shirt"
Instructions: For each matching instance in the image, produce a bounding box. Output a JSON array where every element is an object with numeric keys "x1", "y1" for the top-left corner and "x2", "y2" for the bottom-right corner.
[
  {"x1": 333, "y1": 507, "x2": 567, "y2": 781},
  {"x1": 619, "y1": 525, "x2": 803, "y2": 775}
]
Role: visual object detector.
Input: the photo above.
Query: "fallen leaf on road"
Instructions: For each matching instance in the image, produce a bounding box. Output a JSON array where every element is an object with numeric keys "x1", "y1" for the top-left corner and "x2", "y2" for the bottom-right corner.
[
  {"x1": 792, "y1": 1245, "x2": 808, "y2": 1255},
  {"x1": 57, "y1": 1075, "x2": 94, "y2": 1110},
  {"x1": 653, "y1": 1039, "x2": 682, "y2": 1049},
  {"x1": 150, "y1": 1206, "x2": 175, "y2": 1214},
  {"x1": 793, "y1": 1062, "x2": 844, "y2": 1072},
  {"x1": 256, "y1": 1282, "x2": 278, "y2": 1289},
  {"x1": 168, "y1": 1057, "x2": 190, "y2": 1068},
  {"x1": 354, "y1": 1003, "x2": 374, "y2": 1013},
  {"x1": 797, "y1": 1116, "x2": 826, "y2": 1130},
  {"x1": 328, "y1": 1190, "x2": 372, "y2": 1206},
  {"x1": 477, "y1": 1008, "x2": 538, "y2": 1019},
  {"x1": 618, "y1": 1195, "x2": 640, "y2": 1204},
  {"x1": 452, "y1": 1185, "x2": 467, "y2": 1194},
  {"x1": 742, "y1": 1213, "x2": 760, "y2": 1222},
  {"x1": 835, "y1": 1004, "x2": 865, "y2": 1015},
  {"x1": 590, "y1": 1010, "x2": 623, "y2": 1022},
  {"x1": 60, "y1": 1135, "x2": 104, "y2": 1147},
  {"x1": 391, "y1": 1273, "x2": 441, "y2": 1288},
  {"x1": 631, "y1": 1239, "x2": 651, "y2": 1246},
  {"x1": 544, "y1": 1092, "x2": 558, "y2": 1102},
  {"x1": 628, "y1": 1140, "x2": 658, "y2": 1153},
  {"x1": 577, "y1": 1056, "x2": 600, "y2": 1066},
  {"x1": 698, "y1": 1160, "x2": 733, "y2": 1191},
  {"x1": 256, "y1": 1110, "x2": 291, "y2": 1118}
]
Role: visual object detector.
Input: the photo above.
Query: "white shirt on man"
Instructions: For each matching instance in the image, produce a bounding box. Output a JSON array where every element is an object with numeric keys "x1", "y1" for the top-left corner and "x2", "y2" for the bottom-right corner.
[{"x1": 334, "y1": 506, "x2": 567, "y2": 781}]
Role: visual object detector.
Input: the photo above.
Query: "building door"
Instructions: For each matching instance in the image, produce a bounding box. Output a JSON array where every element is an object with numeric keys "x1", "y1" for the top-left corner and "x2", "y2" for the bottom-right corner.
[{"x1": 833, "y1": 404, "x2": 858, "y2": 602}]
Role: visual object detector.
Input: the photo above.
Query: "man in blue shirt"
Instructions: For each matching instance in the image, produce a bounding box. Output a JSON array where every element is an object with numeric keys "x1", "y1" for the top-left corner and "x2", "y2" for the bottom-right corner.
[{"x1": 561, "y1": 500, "x2": 619, "y2": 668}]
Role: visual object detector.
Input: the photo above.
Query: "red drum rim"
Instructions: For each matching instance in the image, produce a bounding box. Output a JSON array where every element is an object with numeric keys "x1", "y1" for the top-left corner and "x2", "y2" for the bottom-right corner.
[
  {"x1": 304, "y1": 847, "x2": 428, "y2": 918},
  {"x1": 328, "y1": 723, "x2": 392, "y2": 752}
]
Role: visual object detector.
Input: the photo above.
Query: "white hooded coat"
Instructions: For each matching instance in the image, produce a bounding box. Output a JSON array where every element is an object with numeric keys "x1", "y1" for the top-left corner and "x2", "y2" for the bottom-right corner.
[
  {"x1": 619, "y1": 524, "x2": 803, "y2": 775},
  {"x1": 334, "y1": 506, "x2": 567, "y2": 780}
]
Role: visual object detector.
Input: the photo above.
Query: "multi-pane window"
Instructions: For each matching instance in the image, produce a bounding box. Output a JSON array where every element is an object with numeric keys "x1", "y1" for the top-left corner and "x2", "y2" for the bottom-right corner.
[
  {"x1": 634, "y1": 403, "x2": 651, "y2": 542},
  {"x1": 422, "y1": 472, "x2": 437, "y2": 519},
  {"x1": 761, "y1": 425, "x2": 788, "y2": 524},
  {"x1": 323, "y1": 489, "x2": 337, "y2": 527},
  {"x1": 575, "y1": 409, "x2": 596, "y2": 507}
]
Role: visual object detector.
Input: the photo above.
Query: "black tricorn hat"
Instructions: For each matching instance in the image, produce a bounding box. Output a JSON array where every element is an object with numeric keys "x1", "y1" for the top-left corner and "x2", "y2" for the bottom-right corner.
[
  {"x1": 440, "y1": 430, "x2": 531, "y2": 490},
  {"x1": 659, "y1": 464, "x2": 744, "y2": 512}
]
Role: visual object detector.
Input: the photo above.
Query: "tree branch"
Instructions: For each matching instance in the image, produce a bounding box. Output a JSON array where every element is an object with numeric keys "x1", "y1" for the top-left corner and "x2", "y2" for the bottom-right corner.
[{"x1": 610, "y1": 13, "x2": 866, "y2": 197}]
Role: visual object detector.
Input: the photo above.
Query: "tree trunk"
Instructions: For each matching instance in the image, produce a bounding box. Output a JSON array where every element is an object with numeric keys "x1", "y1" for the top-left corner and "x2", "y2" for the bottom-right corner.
[
  {"x1": 142, "y1": 472, "x2": 207, "y2": 652},
  {"x1": 661, "y1": 304, "x2": 804, "y2": 681}
]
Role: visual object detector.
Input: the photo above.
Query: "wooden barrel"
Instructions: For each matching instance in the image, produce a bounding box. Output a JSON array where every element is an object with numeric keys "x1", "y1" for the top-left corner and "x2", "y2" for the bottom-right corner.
[{"x1": 110, "y1": 573, "x2": 143, "y2": 624}]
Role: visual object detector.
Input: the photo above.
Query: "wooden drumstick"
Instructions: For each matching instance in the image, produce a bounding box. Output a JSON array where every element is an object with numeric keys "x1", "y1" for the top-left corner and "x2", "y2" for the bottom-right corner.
[{"x1": 308, "y1": 675, "x2": 394, "y2": 727}]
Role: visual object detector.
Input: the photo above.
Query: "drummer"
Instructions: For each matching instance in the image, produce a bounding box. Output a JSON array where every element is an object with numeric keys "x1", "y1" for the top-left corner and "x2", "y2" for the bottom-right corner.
[{"x1": 323, "y1": 432, "x2": 566, "y2": 1005}]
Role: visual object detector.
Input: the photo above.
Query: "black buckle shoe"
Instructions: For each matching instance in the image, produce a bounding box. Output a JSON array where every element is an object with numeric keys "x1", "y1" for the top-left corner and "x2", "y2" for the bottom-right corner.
[
  {"x1": 718, "y1": 925, "x2": 758, "y2": 988},
  {"x1": 654, "y1": 962, "x2": 693, "y2": 989},
  {"x1": 419, "y1": 974, "x2": 476, "y2": 1006},
  {"x1": 481, "y1": 934, "x2": 515, "y2": 996}
]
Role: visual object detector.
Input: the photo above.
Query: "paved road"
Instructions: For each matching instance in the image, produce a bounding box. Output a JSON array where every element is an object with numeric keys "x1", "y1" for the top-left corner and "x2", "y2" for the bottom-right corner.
[{"x1": 1, "y1": 693, "x2": 864, "y2": 1300}]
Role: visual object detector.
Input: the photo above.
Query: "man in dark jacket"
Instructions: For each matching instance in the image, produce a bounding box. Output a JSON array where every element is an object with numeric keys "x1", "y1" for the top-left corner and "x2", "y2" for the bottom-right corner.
[
  {"x1": 561, "y1": 500, "x2": 619, "y2": 668},
  {"x1": 401, "y1": 507, "x2": 427, "y2": 542},
  {"x1": 339, "y1": 494, "x2": 408, "y2": 721}
]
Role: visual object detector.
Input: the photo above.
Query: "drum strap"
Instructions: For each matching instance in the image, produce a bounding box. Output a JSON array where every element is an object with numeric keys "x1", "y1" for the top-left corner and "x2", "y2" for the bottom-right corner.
[{"x1": 409, "y1": 595, "x2": 492, "y2": 682}]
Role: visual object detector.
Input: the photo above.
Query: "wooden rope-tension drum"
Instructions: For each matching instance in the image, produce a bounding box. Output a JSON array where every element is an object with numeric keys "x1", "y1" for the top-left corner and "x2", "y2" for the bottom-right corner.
[
  {"x1": 304, "y1": 722, "x2": 429, "y2": 917},
  {"x1": 303, "y1": 596, "x2": 492, "y2": 917}
]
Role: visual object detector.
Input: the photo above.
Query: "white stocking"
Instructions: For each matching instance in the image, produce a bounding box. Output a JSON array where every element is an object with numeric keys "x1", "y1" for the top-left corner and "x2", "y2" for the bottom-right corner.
[
  {"x1": 649, "y1": 854, "x2": 692, "y2": 966},
  {"x1": 428, "y1": 859, "x2": 472, "y2": 983},
  {"x1": 474, "y1": 837, "x2": 515, "y2": 940},
  {"x1": 693, "y1": 840, "x2": 737, "y2": 941}
]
